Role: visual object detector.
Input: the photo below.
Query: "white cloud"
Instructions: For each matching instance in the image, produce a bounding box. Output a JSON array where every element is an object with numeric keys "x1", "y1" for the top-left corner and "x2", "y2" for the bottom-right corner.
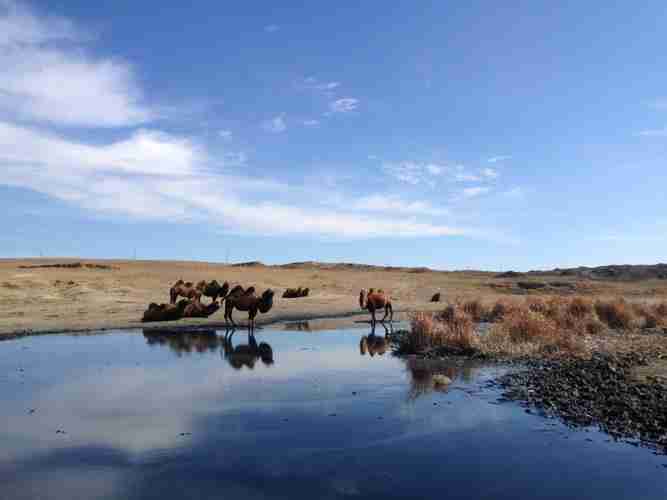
[
  {"x1": 0, "y1": 1, "x2": 151, "y2": 126},
  {"x1": 425, "y1": 164, "x2": 443, "y2": 175},
  {"x1": 329, "y1": 98, "x2": 358, "y2": 113},
  {"x1": 382, "y1": 161, "x2": 430, "y2": 186},
  {"x1": 262, "y1": 115, "x2": 286, "y2": 133},
  {"x1": 487, "y1": 155, "x2": 511, "y2": 163},
  {"x1": 218, "y1": 129, "x2": 232, "y2": 140},
  {"x1": 303, "y1": 119, "x2": 320, "y2": 127},
  {"x1": 264, "y1": 24, "x2": 279, "y2": 33},
  {"x1": 455, "y1": 173, "x2": 481, "y2": 182},
  {"x1": 352, "y1": 195, "x2": 449, "y2": 216},
  {"x1": 637, "y1": 128, "x2": 667, "y2": 137},
  {"x1": 462, "y1": 186, "x2": 490, "y2": 198},
  {"x1": 0, "y1": 120, "x2": 473, "y2": 239},
  {"x1": 481, "y1": 167, "x2": 499, "y2": 179}
]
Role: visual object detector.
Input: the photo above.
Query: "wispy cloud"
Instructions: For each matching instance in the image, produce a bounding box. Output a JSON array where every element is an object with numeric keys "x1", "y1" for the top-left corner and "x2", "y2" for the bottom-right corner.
[
  {"x1": 262, "y1": 115, "x2": 286, "y2": 133},
  {"x1": 462, "y1": 186, "x2": 490, "y2": 198},
  {"x1": 329, "y1": 98, "x2": 358, "y2": 113},
  {"x1": 352, "y1": 195, "x2": 449, "y2": 216},
  {"x1": 481, "y1": 167, "x2": 499, "y2": 179},
  {"x1": 264, "y1": 24, "x2": 279, "y2": 33},
  {"x1": 218, "y1": 129, "x2": 232, "y2": 140},
  {"x1": 0, "y1": 1, "x2": 151, "y2": 127},
  {"x1": 637, "y1": 128, "x2": 667, "y2": 137},
  {"x1": 299, "y1": 76, "x2": 340, "y2": 92},
  {"x1": 487, "y1": 155, "x2": 511, "y2": 163},
  {"x1": 382, "y1": 161, "x2": 437, "y2": 186}
]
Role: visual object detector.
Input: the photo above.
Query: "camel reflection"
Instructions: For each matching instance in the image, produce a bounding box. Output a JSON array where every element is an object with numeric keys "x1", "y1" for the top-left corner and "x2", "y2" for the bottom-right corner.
[
  {"x1": 142, "y1": 329, "x2": 221, "y2": 356},
  {"x1": 221, "y1": 328, "x2": 274, "y2": 370},
  {"x1": 405, "y1": 358, "x2": 479, "y2": 400},
  {"x1": 359, "y1": 322, "x2": 392, "y2": 357}
]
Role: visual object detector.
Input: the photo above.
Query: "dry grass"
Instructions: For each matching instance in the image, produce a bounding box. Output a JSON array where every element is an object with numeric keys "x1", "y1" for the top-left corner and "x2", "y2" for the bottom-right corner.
[
  {"x1": 403, "y1": 307, "x2": 475, "y2": 353},
  {"x1": 594, "y1": 298, "x2": 637, "y2": 330},
  {"x1": 460, "y1": 299, "x2": 489, "y2": 322}
]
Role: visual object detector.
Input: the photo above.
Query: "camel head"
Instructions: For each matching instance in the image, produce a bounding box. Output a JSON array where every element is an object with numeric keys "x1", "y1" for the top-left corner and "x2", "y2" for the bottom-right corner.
[
  {"x1": 359, "y1": 289, "x2": 366, "y2": 310},
  {"x1": 258, "y1": 342, "x2": 274, "y2": 365},
  {"x1": 258, "y1": 289, "x2": 274, "y2": 313}
]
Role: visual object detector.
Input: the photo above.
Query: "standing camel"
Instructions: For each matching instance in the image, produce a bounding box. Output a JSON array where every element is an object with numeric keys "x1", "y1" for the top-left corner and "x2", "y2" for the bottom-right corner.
[
  {"x1": 195, "y1": 280, "x2": 230, "y2": 303},
  {"x1": 359, "y1": 288, "x2": 393, "y2": 327},
  {"x1": 224, "y1": 288, "x2": 274, "y2": 330}
]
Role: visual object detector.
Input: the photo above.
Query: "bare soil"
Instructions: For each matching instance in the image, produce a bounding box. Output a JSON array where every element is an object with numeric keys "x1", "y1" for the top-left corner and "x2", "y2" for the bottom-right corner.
[{"x1": 2, "y1": 258, "x2": 666, "y2": 337}]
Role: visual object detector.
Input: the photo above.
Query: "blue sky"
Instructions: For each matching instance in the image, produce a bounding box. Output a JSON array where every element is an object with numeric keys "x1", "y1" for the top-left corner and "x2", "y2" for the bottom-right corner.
[{"x1": 2, "y1": 0, "x2": 666, "y2": 270}]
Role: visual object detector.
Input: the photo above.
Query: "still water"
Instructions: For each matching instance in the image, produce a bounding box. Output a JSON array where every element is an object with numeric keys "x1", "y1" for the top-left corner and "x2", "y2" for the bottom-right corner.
[{"x1": 1, "y1": 324, "x2": 665, "y2": 499}]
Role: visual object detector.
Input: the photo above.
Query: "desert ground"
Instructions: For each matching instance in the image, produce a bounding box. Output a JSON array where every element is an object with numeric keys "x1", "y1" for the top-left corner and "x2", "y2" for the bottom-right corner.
[{"x1": 2, "y1": 258, "x2": 667, "y2": 338}]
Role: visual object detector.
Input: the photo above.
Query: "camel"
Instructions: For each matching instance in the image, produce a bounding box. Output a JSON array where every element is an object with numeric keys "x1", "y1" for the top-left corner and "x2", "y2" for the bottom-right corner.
[
  {"x1": 359, "y1": 288, "x2": 393, "y2": 327},
  {"x1": 282, "y1": 287, "x2": 310, "y2": 298},
  {"x1": 224, "y1": 288, "x2": 274, "y2": 330},
  {"x1": 195, "y1": 280, "x2": 230, "y2": 303},
  {"x1": 182, "y1": 300, "x2": 221, "y2": 318},
  {"x1": 221, "y1": 328, "x2": 274, "y2": 369},
  {"x1": 431, "y1": 292, "x2": 441, "y2": 302},
  {"x1": 142, "y1": 299, "x2": 190, "y2": 322},
  {"x1": 169, "y1": 280, "x2": 202, "y2": 304}
]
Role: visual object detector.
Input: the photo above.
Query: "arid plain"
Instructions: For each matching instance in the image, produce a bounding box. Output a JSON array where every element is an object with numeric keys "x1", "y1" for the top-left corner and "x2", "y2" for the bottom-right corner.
[{"x1": 2, "y1": 258, "x2": 666, "y2": 338}]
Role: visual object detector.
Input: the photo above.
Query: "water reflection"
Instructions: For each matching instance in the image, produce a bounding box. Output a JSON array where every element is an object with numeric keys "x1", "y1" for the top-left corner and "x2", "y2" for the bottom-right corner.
[
  {"x1": 359, "y1": 322, "x2": 391, "y2": 357},
  {"x1": 221, "y1": 328, "x2": 274, "y2": 370},
  {"x1": 282, "y1": 321, "x2": 311, "y2": 331},
  {"x1": 142, "y1": 328, "x2": 221, "y2": 355},
  {"x1": 404, "y1": 357, "x2": 480, "y2": 400}
]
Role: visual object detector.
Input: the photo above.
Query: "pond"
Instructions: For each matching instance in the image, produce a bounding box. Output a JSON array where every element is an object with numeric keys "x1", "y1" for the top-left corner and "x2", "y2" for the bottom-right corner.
[{"x1": 1, "y1": 323, "x2": 665, "y2": 499}]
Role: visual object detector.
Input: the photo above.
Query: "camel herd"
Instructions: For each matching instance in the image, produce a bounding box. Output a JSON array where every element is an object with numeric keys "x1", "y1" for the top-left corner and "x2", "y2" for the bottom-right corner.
[
  {"x1": 143, "y1": 279, "x2": 398, "y2": 330},
  {"x1": 142, "y1": 279, "x2": 274, "y2": 329}
]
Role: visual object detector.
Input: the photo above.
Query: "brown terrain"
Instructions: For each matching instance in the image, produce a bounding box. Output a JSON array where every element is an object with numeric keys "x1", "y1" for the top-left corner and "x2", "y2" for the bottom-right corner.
[{"x1": 1, "y1": 258, "x2": 667, "y2": 338}]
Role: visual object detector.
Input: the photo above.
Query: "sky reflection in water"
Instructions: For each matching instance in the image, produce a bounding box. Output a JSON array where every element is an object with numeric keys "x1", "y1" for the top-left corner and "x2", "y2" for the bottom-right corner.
[{"x1": 1, "y1": 324, "x2": 665, "y2": 500}]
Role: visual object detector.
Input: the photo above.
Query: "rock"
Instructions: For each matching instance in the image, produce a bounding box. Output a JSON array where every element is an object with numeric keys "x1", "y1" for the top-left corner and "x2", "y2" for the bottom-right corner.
[{"x1": 432, "y1": 374, "x2": 452, "y2": 387}]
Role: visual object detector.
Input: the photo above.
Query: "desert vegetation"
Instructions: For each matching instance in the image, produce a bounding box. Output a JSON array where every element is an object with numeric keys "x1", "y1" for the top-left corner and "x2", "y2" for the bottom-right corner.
[{"x1": 395, "y1": 296, "x2": 667, "y2": 359}]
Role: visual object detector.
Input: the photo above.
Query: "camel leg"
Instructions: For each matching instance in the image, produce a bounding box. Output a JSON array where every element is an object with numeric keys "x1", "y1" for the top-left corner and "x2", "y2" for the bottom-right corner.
[
  {"x1": 228, "y1": 307, "x2": 236, "y2": 327},
  {"x1": 381, "y1": 304, "x2": 389, "y2": 322},
  {"x1": 370, "y1": 307, "x2": 376, "y2": 328},
  {"x1": 387, "y1": 303, "x2": 393, "y2": 323}
]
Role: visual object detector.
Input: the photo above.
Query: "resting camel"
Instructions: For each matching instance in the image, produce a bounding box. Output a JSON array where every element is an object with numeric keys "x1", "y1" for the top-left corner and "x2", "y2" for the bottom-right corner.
[
  {"x1": 359, "y1": 288, "x2": 393, "y2": 327},
  {"x1": 221, "y1": 328, "x2": 274, "y2": 369},
  {"x1": 169, "y1": 280, "x2": 202, "y2": 304},
  {"x1": 182, "y1": 300, "x2": 221, "y2": 318},
  {"x1": 431, "y1": 292, "x2": 441, "y2": 303},
  {"x1": 142, "y1": 299, "x2": 190, "y2": 322},
  {"x1": 224, "y1": 287, "x2": 274, "y2": 330},
  {"x1": 195, "y1": 280, "x2": 230, "y2": 303},
  {"x1": 282, "y1": 287, "x2": 310, "y2": 298}
]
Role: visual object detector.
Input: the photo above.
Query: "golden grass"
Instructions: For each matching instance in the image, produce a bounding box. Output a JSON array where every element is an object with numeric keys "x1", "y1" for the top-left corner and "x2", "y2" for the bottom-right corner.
[{"x1": 405, "y1": 307, "x2": 475, "y2": 353}]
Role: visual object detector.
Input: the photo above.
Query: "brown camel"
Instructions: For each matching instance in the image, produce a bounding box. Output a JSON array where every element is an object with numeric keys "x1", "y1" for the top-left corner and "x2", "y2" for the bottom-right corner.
[
  {"x1": 195, "y1": 280, "x2": 230, "y2": 303},
  {"x1": 169, "y1": 280, "x2": 202, "y2": 304},
  {"x1": 283, "y1": 287, "x2": 310, "y2": 298},
  {"x1": 221, "y1": 329, "x2": 274, "y2": 369},
  {"x1": 182, "y1": 300, "x2": 221, "y2": 318},
  {"x1": 224, "y1": 288, "x2": 274, "y2": 330},
  {"x1": 359, "y1": 289, "x2": 393, "y2": 327},
  {"x1": 142, "y1": 299, "x2": 190, "y2": 322}
]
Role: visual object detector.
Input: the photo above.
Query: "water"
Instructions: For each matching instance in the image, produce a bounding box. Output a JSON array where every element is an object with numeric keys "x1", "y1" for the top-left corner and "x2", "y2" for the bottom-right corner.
[{"x1": 1, "y1": 323, "x2": 665, "y2": 500}]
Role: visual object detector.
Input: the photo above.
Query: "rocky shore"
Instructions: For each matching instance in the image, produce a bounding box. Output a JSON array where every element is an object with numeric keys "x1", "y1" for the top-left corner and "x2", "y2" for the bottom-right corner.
[{"x1": 500, "y1": 352, "x2": 667, "y2": 453}]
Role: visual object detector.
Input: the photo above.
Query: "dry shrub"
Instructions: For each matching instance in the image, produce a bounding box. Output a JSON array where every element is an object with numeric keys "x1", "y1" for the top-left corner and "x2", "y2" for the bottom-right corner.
[
  {"x1": 461, "y1": 299, "x2": 488, "y2": 322},
  {"x1": 526, "y1": 297, "x2": 549, "y2": 315},
  {"x1": 632, "y1": 303, "x2": 660, "y2": 329},
  {"x1": 487, "y1": 299, "x2": 519, "y2": 322},
  {"x1": 405, "y1": 307, "x2": 476, "y2": 353},
  {"x1": 567, "y1": 297, "x2": 594, "y2": 319},
  {"x1": 595, "y1": 299, "x2": 637, "y2": 330},
  {"x1": 497, "y1": 308, "x2": 558, "y2": 343},
  {"x1": 584, "y1": 317, "x2": 607, "y2": 335},
  {"x1": 654, "y1": 302, "x2": 667, "y2": 318},
  {"x1": 481, "y1": 308, "x2": 587, "y2": 357}
]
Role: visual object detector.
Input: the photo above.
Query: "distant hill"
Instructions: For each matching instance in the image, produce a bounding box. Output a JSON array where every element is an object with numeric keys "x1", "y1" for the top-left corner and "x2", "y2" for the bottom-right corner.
[{"x1": 496, "y1": 263, "x2": 667, "y2": 281}]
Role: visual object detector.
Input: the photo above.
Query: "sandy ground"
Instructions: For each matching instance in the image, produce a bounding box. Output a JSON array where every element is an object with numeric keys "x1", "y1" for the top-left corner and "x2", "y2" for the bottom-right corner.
[{"x1": 1, "y1": 258, "x2": 666, "y2": 338}]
